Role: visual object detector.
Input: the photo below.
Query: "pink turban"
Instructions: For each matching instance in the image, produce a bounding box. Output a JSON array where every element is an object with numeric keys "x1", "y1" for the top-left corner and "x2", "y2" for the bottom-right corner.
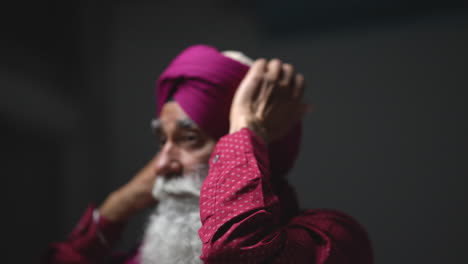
[{"x1": 156, "y1": 44, "x2": 302, "y2": 179}]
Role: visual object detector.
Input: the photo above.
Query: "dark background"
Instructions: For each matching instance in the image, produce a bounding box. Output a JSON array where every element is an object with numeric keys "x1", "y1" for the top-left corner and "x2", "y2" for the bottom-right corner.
[{"x1": 1, "y1": 0, "x2": 467, "y2": 263}]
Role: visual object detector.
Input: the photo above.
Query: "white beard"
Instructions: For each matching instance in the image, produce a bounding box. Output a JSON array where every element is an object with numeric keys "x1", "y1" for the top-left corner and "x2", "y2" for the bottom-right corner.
[{"x1": 140, "y1": 165, "x2": 208, "y2": 264}]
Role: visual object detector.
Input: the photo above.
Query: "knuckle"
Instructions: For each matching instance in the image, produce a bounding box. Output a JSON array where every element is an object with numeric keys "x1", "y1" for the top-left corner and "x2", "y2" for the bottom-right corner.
[
  {"x1": 251, "y1": 74, "x2": 263, "y2": 84},
  {"x1": 255, "y1": 58, "x2": 267, "y2": 64},
  {"x1": 269, "y1": 58, "x2": 282, "y2": 67},
  {"x1": 271, "y1": 58, "x2": 282, "y2": 63},
  {"x1": 249, "y1": 74, "x2": 263, "y2": 87},
  {"x1": 250, "y1": 68, "x2": 262, "y2": 78},
  {"x1": 265, "y1": 73, "x2": 275, "y2": 82},
  {"x1": 296, "y1": 74, "x2": 305, "y2": 84},
  {"x1": 283, "y1": 63, "x2": 294, "y2": 73},
  {"x1": 278, "y1": 79, "x2": 290, "y2": 88},
  {"x1": 253, "y1": 59, "x2": 267, "y2": 70}
]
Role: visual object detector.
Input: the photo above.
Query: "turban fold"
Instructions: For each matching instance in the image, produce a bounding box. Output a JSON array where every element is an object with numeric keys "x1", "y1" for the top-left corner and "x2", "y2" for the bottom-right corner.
[
  {"x1": 156, "y1": 44, "x2": 301, "y2": 179},
  {"x1": 156, "y1": 45, "x2": 248, "y2": 140}
]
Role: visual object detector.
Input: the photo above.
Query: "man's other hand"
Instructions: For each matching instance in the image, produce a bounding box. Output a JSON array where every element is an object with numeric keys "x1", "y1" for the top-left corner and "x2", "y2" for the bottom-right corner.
[{"x1": 99, "y1": 156, "x2": 158, "y2": 222}]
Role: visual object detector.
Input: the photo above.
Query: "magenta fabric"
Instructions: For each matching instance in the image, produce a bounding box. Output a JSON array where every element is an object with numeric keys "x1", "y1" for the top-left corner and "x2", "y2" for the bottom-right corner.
[
  {"x1": 124, "y1": 254, "x2": 139, "y2": 264},
  {"x1": 156, "y1": 44, "x2": 249, "y2": 140},
  {"x1": 199, "y1": 128, "x2": 373, "y2": 263},
  {"x1": 156, "y1": 44, "x2": 302, "y2": 179}
]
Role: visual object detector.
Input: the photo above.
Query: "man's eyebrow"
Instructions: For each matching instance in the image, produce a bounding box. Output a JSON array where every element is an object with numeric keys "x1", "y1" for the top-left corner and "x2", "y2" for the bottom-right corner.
[
  {"x1": 151, "y1": 118, "x2": 198, "y2": 131},
  {"x1": 177, "y1": 118, "x2": 198, "y2": 129},
  {"x1": 151, "y1": 118, "x2": 161, "y2": 132}
]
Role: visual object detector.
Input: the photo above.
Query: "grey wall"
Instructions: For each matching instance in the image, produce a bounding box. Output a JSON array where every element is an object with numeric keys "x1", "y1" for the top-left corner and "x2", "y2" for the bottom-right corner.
[{"x1": 2, "y1": 1, "x2": 467, "y2": 263}]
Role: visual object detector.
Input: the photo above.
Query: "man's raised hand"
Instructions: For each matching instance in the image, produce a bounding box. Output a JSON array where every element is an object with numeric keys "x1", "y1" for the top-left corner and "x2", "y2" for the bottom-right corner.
[{"x1": 229, "y1": 58, "x2": 307, "y2": 143}]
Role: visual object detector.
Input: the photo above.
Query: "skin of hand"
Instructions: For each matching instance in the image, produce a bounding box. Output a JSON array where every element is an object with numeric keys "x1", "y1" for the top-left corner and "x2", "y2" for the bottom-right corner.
[
  {"x1": 99, "y1": 156, "x2": 159, "y2": 222},
  {"x1": 229, "y1": 58, "x2": 308, "y2": 144}
]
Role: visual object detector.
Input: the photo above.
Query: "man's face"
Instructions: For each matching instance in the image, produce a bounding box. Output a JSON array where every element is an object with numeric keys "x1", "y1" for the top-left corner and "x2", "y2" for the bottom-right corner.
[
  {"x1": 152, "y1": 101, "x2": 216, "y2": 178},
  {"x1": 142, "y1": 103, "x2": 212, "y2": 264}
]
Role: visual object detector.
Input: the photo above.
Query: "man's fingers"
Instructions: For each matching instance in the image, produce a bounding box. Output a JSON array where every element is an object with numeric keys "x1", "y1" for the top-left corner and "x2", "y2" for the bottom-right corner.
[
  {"x1": 236, "y1": 58, "x2": 267, "y2": 101},
  {"x1": 256, "y1": 59, "x2": 282, "y2": 114},
  {"x1": 292, "y1": 73, "x2": 305, "y2": 100},
  {"x1": 280, "y1": 63, "x2": 295, "y2": 88},
  {"x1": 265, "y1": 59, "x2": 282, "y2": 83}
]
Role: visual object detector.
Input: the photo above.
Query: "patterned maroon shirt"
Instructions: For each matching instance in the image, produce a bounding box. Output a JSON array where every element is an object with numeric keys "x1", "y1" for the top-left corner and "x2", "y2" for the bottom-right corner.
[{"x1": 199, "y1": 128, "x2": 373, "y2": 263}]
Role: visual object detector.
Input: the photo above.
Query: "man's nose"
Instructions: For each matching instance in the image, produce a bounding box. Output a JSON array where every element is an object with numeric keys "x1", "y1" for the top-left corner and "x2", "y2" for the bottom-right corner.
[{"x1": 154, "y1": 142, "x2": 183, "y2": 177}]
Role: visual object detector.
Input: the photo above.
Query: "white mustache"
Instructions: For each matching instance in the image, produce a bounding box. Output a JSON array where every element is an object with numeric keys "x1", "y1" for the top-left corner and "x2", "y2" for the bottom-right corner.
[{"x1": 152, "y1": 164, "x2": 209, "y2": 200}]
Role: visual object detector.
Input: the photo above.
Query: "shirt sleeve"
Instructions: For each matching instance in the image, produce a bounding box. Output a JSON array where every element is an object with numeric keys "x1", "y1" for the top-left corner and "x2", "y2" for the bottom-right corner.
[
  {"x1": 198, "y1": 128, "x2": 373, "y2": 264},
  {"x1": 43, "y1": 205, "x2": 126, "y2": 264}
]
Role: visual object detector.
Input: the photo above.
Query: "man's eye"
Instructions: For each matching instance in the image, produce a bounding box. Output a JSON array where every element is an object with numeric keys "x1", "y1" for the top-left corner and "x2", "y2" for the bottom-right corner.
[
  {"x1": 159, "y1": 137, "x2": 167, "y2": 146},
  {"x1": 185, "y1": 134, "x2": 198, "y2": 141}
]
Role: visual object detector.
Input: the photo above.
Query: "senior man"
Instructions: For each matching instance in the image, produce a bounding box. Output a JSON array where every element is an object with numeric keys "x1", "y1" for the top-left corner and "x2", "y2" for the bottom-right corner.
[{"x1": 45, "y1": 45, "x2": 373, "y2": 264}]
